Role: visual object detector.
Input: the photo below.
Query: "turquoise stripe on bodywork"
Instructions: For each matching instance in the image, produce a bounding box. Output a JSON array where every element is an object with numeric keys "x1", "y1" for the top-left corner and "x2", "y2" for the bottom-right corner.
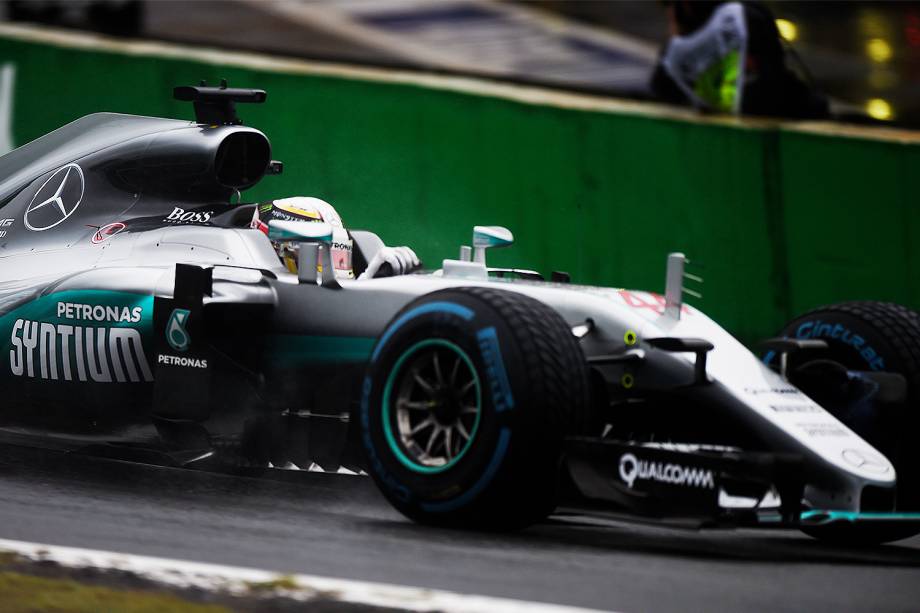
[
  {"x1": 265, "y1": 334, "x2": 376, "y2": 365},
  {"x1": 0, "y1": 289, "x2": 155, "y2": 383},
  {"x1": 0, "y1": 290, "x2": 154, "y2": 328},
  {"x1": 801, "y1": 510, "x2": 920, "y2": 525}
]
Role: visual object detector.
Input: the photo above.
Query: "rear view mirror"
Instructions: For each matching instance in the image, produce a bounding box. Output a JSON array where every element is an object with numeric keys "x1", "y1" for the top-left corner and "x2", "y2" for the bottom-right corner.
[{"x1": 472, "y1": 225, "x2": 513, "y2": 265}]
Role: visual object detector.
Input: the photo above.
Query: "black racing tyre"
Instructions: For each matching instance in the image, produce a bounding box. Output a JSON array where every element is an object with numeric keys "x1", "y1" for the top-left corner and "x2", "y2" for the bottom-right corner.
[
  {"x1": 768, "y1": 301, "x2": 920, "y2": 544},
  {"x1": 359, "y1": 287, "x2": 589, "y2": 530}
]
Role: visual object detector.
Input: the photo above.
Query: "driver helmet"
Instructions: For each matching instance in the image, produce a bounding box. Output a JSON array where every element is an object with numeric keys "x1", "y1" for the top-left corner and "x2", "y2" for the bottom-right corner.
[{"x1": 252, "y1": 196, "x2": 354, "y2": 279}]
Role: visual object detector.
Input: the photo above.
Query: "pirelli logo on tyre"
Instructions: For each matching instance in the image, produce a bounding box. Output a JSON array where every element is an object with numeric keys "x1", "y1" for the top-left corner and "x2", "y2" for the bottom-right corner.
[{"x1": 476, "y1": 326, "x2": 514, "y2": 413}]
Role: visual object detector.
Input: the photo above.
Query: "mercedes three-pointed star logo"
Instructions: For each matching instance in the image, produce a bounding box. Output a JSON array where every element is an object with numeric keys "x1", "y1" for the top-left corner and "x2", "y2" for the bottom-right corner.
[
  {"x1": 841, "y1": 448, "x2": 891, "y2": 475},
  {"x1": 24, "y1": 163, "x2": 85, "y2": 232}
]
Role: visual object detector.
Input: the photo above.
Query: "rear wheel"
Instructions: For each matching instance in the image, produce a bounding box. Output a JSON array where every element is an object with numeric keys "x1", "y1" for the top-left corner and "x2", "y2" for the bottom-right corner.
[
  {"x1": 360, "y1": 287, "x2": 589, "y2": 530},
  {"x1": 768, "y1": 301, "x2": 920, "y2": 543}
]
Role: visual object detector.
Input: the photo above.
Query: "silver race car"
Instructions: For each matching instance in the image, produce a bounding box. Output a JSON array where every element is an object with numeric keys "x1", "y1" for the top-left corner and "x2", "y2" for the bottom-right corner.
[{"x1": 1, "y1": 84, "x2": 917, "y2": 544}]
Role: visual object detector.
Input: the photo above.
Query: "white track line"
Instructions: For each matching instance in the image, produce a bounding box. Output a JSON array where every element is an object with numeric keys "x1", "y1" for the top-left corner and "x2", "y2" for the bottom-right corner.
[{"x1": 0, "y1": 538, "x2": 613, "y2": 613}]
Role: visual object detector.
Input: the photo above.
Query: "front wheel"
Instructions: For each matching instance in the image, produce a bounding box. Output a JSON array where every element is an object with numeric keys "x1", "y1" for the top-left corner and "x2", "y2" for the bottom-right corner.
[
  {"x1": 360, "y1": 287, "x2": 589, "y2": 530},
  {"x1": 767, "y1": 301, "x2": 920, "y2": 544}
]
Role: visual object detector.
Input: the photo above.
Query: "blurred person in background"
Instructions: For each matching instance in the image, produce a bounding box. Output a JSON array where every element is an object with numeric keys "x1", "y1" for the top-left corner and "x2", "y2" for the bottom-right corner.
[{"x1": 650, "y1": 1, "x2": 829, "y2": 119}]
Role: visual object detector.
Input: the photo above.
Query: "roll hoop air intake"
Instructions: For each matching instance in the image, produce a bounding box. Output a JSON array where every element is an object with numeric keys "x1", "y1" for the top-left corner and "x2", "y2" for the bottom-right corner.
[{"x1": 174, "y1": 79, "x2": 267, "y2": 126}]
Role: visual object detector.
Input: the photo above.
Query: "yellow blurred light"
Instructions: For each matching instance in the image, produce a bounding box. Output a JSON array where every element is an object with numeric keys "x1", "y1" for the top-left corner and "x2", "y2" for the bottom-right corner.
[
  {"x1": 866, "y1": 98, "x2": 893, "y2": 121},
  {"x1": 775, "y1": 18, "x2": 798, "y2": 42},
  {"x1": 866, "y1": 38, "x2": 892, "y2": 62}
]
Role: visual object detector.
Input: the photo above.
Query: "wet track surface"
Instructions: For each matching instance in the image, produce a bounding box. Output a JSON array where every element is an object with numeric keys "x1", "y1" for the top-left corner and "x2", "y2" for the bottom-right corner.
[{"x1": 0, "y1": 444, "x2": 918, "y2": 612}]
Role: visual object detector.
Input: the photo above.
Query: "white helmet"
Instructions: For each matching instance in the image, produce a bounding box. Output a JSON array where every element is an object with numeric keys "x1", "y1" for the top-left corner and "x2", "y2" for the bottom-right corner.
[{"x1": 252, "y1": 196, "x2": 354, "y2": 279}]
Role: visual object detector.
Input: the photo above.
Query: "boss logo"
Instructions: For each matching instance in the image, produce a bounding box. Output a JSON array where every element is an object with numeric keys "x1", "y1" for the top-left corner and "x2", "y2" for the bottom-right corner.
[{"x1": 165, "y1": 207, "x2": 212, "y2": 224}]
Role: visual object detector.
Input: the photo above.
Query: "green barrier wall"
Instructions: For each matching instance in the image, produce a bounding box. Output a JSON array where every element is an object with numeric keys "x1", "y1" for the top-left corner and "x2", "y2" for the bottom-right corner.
[{"x1": 1, "y1": 29, "x2": 918, "y2": 344}]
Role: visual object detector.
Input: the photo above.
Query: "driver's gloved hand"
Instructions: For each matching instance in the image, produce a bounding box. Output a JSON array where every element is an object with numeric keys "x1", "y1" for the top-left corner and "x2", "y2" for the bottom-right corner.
[{"x1": 359, "y1": 246, "x2": 421, "y2": 279}]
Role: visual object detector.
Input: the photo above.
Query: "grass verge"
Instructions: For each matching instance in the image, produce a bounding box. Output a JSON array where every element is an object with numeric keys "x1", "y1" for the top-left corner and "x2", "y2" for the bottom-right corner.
[{"x1": 0, "y1": 570, "x2": 230, "y2": 613}]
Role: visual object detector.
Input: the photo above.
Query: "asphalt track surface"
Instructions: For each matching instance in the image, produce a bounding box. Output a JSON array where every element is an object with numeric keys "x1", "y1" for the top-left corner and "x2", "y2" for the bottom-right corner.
[{"x1": 0, "y1": 444, "x2": 918, "y2": 612}]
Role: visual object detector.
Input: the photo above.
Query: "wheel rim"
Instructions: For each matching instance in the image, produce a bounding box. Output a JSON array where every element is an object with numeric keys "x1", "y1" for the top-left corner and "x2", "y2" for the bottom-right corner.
[{"x1": 382, "y1": 339, "x2": 482, "y2": 474}]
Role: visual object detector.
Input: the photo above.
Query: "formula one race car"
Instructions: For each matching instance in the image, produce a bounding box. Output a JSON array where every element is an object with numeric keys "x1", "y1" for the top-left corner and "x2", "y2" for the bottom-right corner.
[{"x1": 1, "y1": 84, "x2": 918, "y2": 544}]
